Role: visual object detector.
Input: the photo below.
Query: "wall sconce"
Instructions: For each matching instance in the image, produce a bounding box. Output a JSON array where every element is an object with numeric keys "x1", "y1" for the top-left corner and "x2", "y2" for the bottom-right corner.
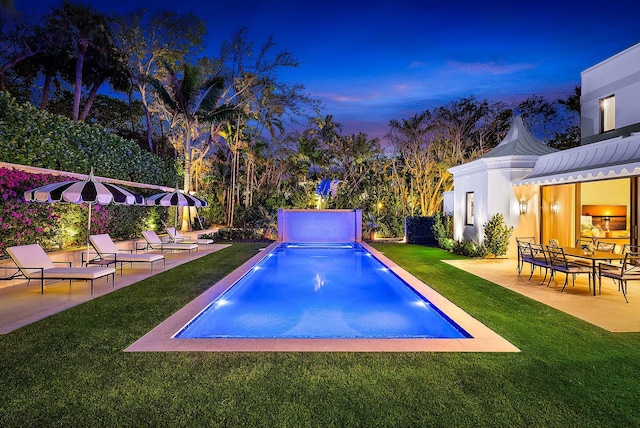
[
  {"x1": 550, "y1": 202, "x2": 559, "y2": 214},
  {"x1": 519, "y1": 200, "x2": 528, "y2": 215}
]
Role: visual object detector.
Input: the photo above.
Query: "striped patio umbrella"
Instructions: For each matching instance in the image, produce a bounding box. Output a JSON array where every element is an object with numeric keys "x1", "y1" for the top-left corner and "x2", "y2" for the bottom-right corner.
[
  {"x1": 146, "y1": 185, "x2": 208, "y2": 228},
  {"x1": 25, "y1": 167, "x2": 144, "y2": 260}
]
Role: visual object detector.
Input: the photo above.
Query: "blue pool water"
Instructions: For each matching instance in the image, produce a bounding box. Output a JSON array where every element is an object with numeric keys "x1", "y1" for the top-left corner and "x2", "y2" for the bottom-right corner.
[{"x1": 175, "y1": 243, "x2": 471, "y2": 339}]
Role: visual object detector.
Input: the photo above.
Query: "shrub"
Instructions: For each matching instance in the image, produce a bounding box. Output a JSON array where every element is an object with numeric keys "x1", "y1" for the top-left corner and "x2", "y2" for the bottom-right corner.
[
  {"x1": 483, "y1": 213, "x2": 514, "y2": 257},
  {"x1": 204, "y1": 227, "x2": 274, "y2": 243},
  {"x1": 432, "y1": 211, "x2": 454, "y2": 251},
  {"x1": 0, "y1": 91, "x2": 178, "y2": 186},
  {"x1": 405, "y1": 216, "x2": 437, "y2": 245},
  {"x1": 452, "y1": 240, "x2": 488, "y2": 257}
]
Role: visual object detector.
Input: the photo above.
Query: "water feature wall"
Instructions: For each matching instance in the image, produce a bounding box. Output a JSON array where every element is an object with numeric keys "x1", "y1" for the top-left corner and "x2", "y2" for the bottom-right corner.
[{"x1": 277, "y1": 209, "x2": 362, "y2": 242}]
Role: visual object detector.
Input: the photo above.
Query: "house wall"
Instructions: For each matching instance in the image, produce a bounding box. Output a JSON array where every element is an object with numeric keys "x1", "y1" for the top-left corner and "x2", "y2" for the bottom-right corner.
[
  {"x1": 452, "y1": 170, "x2": 485, "y2": 245},
  {"x1": 451, "y1": 160, "x2": 537, "y2": 258},
  {"x1": 581, "y1": 42, "x2": 640, "y2": 141}
]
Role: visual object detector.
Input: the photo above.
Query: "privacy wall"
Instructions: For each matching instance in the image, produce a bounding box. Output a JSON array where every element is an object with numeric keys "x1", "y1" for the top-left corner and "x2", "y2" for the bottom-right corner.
[{"x1": 277, "y1": 209, "x2": 362, "y2": 242}]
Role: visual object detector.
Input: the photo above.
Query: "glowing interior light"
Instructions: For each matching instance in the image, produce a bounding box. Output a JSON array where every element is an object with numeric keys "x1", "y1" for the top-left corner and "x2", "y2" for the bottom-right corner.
[
  {"x1": 380, "y1": 267, "x2": 389, "y2": 272},
  {"x1": 412, "y1": 300, "x2": 428, "y2": 308}
]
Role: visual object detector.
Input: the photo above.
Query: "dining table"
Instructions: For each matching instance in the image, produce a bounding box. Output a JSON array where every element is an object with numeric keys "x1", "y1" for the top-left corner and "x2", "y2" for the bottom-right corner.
[{"x1": 561, "y1": 246, "x2": 626, "y2": 296}]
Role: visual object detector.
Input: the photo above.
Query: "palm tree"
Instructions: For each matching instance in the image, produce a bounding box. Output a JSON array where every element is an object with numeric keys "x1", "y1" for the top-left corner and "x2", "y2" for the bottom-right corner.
[
  {"x1": 148, "y1": 62, "x2": 234, "y2": 230},
  {"x1": 78, "y1": 45, "x2": 130, "y2": 121},
  {"x1": 49, "y1": 1, "x2": 113, "y2": 121}
]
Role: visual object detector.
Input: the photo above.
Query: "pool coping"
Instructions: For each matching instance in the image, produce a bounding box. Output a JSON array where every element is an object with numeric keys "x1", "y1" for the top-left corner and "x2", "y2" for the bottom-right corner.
[{"x1": 126, "y1": 242, "x2": 519, "y2": 352}]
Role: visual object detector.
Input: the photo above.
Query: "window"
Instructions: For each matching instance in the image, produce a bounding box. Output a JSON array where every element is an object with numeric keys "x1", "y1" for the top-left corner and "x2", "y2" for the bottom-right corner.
[
  {"x1": 600, "y1": 95, "x2": 615, "y2": 133},
  {"x1": 465, "y1": 192, "x2": 474, "y2": 225}
]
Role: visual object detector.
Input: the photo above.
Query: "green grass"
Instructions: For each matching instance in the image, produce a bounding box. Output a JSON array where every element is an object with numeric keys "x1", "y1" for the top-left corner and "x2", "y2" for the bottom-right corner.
[{"x1": 1, "y1": 243, "x2": 639, "y2": 427}]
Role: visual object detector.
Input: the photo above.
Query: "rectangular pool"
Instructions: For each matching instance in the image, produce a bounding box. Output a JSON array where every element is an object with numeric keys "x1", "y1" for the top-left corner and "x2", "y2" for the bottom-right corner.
[{"x1": 175, "y1": 243, "x2": 470, "y2": 339}]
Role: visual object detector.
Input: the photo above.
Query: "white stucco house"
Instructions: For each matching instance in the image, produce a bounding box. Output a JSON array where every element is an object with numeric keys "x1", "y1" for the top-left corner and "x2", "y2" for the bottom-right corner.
[{"x1": 447, "y1": 42, "x2": 640, "y2": 257}]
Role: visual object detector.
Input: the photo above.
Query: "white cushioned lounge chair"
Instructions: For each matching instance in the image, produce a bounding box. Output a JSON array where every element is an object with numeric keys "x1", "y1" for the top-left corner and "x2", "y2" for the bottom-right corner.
[
  {"x1": 89, "y1": 234, "x2": 165, "y2": 276},
  {"x1": 165, "y1": 227, "x2": 214, "y2": 249},
  {"x1": 140, "y1": 230, "x2": 198, "y2": 256},
  {"x1": 6, "y1": 244, "x2": 115, "y2": 294}
]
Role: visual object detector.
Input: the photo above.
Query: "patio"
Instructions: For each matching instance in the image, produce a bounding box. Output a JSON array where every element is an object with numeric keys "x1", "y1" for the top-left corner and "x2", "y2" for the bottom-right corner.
[
  {"x1": 0, "y1": 230, "x2": 230, "y2": 335},
  {"x1": 444, "y1": 257, "x2": 640, "y2": 332}
]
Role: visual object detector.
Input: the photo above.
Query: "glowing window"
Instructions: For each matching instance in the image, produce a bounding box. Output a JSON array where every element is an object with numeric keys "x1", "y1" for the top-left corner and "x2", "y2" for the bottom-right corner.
[{"x1": 600, "y1": 95, "x2": 615, "y2": 133}]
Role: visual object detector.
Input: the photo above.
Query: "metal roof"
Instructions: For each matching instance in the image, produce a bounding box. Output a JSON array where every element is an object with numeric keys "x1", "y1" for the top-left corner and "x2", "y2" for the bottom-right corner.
[
  {"x1": 483, "y1": 115, "x2": 558, "y2": 158},
  {"x1": 515, "y1": 132, "x2": 640, "y2": 185}
]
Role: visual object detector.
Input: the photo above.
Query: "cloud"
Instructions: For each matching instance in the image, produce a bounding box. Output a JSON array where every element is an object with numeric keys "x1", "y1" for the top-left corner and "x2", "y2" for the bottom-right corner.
[{"x1": 445, "y1": 60, "x2": 538, "y2": 75}]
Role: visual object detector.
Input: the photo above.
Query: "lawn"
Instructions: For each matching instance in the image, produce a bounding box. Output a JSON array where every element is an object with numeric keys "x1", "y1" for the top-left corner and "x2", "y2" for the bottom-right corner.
[{"x1": 1, "y1": 243, "x2": 639, "y2": 427}]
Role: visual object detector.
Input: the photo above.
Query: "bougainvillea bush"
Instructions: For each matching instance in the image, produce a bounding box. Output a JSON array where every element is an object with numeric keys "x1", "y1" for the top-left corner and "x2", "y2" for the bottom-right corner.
[{"x1": 0, "y1": 167, "x2": 161, "y2": 259}]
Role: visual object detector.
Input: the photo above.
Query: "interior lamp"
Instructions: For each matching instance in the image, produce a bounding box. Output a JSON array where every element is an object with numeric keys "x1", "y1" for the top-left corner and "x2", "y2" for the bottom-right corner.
[
  {"x1": 550, "y1": 202, "x2": 560, "y2": 214},
  {"x1": 519, "y1": 200, "x2": 528, "y2": 215}
]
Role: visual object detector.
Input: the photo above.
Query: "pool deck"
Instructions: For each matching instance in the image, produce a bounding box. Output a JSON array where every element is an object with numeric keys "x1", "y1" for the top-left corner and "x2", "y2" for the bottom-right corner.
[
  {"x1": 444, "y1": 257, "x2": 640, "y2": 333},
  {"x1": 5, "y1": 242, "x2": 636, "y2": 352},
  {"x1": 0, "y1": 231, "x2": 230, "y2": 335},
  {"x1": 126, "y1": 242, "x2": 520, "y2": 353}
]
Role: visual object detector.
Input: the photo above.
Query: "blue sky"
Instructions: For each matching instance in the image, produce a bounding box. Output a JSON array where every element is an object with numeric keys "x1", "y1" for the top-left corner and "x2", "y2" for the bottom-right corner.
[{"x1": 14, "y1": 0, "x2": 640, "y2": 140}]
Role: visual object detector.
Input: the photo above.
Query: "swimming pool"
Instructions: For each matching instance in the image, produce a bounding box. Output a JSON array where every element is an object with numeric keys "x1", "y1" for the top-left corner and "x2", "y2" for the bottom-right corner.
[{"x1": 175, "y1": 243, "x2": 470, "y2": 339}]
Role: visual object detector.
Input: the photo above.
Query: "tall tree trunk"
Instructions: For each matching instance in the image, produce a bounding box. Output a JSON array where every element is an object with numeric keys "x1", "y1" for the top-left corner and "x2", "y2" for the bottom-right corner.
[
  {"x1": 137, "y1": 83, "x2": 154, "y2": 152},
  {"x1": 181, "y1": 124, "x2": 192, "y2": 231},
  {"x1": 79, "y1": 81, "x2": 101, "y2": 121},
  {"x1": 40, "y1": 73, "x2": 53, "y2": 110},
  {"x1": 72, "y1": 39, "x2": 88, "y2": 121}
]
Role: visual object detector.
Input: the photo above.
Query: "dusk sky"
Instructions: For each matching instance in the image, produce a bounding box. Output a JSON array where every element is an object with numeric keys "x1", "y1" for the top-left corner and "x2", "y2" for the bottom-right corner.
[{"x1": 13, "y1": 0, "x2": 640, "y2": 140}]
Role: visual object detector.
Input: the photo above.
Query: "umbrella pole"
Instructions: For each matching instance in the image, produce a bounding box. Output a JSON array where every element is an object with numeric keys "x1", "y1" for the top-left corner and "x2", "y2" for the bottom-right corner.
[{"x1": 86, "y1": 204, "x2": 92, "y2": 266}]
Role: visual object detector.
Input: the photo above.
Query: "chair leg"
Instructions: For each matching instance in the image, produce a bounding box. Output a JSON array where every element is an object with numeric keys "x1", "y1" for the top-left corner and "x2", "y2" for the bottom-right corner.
[
  {"x1": 546, "y1": 270, "x2": 555, "y2": 287},
  {"x1": 541, "y1": 268, "x2": 548, "y2": 285},
  {"x1": 621, "y1": 280, "x2": 629, "y2": 303}
]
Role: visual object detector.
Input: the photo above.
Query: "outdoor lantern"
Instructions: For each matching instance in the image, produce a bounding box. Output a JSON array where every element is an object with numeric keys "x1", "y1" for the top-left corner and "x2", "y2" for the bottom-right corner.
[
  {"x1": 551, "y1": 202, "x2": 560, "y2": 214},
  {"x1": 519, "y1": 200, "x2": 528, "y2": 214}
]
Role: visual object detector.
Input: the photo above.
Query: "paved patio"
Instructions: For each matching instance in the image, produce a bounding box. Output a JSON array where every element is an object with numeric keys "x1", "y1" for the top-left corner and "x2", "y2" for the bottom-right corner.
[
  {"x1": 444, "y1": 257, "x2": 640, "y2": 332},
  {"x1": 0, "y1": 232, "x2": 231, "y2": 335}
]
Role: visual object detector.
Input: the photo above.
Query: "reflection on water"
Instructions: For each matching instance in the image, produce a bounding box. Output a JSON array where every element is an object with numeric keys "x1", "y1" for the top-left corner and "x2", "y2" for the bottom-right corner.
[{"x1": 313, "y1": 273, "x2": 325, "y2": 291}]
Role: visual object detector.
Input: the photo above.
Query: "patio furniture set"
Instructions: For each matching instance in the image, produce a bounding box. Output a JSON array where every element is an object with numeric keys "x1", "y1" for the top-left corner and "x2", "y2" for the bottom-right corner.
[{"x1": 516, "y1": 237, "x2": 640, "y2": 302}]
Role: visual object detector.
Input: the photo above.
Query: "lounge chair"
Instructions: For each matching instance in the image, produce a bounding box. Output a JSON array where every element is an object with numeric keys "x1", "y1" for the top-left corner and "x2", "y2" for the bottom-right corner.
[
  {"x1": 6, "y1": 244, "x2": 115, "y2": 294},
  {"x1": 140, "y1": 230, "x2": 198, "y2": 256},
  {"x1": 89, "y1": 234, "x2": 165, "y2": 276},
  {"x1": 165, "y1": 227, "x2": 214, "y2": 249}
]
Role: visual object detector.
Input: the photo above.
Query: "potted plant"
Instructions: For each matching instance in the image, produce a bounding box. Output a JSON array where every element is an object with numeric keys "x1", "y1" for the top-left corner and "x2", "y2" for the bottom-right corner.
[{"x1": 366, "y1": 213, "x2": 380, "y2": 241}]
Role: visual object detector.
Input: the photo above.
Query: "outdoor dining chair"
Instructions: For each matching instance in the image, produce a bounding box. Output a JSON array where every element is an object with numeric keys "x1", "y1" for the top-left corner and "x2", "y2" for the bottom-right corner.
[
  {"x1": 546, "y1": 246, "x2": 593, "y2": 292},
  {"x1": 516, "y1": 237, "x2": 536, "y2": 275},
  {"x1": 598, "y1": 251, "x2": 640, "y2": 302},
  {"x1": 527, "y1": 243, "x2": 552, "y2": 284},
  {"x1": 596, "y1": 241, "x2": 617, "y2": 253}
]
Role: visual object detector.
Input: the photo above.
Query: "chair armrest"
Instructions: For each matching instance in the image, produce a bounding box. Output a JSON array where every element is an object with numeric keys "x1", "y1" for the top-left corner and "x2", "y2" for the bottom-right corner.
[
  {"x1": 81, "y1": 252, "x2": 102, "y2": 265},
  {"x1": 0, "y1": 264, "x2": 24, "y2": 280},
  {"x1": 15, "y1": 266, "x2": 45, "y2": 279},
  {"x1": 599, "y1": 262, "x2": 621, "y2": 270},
  {"x1": 135, "y1": 242, "x2": 149, "y2": 253}
]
